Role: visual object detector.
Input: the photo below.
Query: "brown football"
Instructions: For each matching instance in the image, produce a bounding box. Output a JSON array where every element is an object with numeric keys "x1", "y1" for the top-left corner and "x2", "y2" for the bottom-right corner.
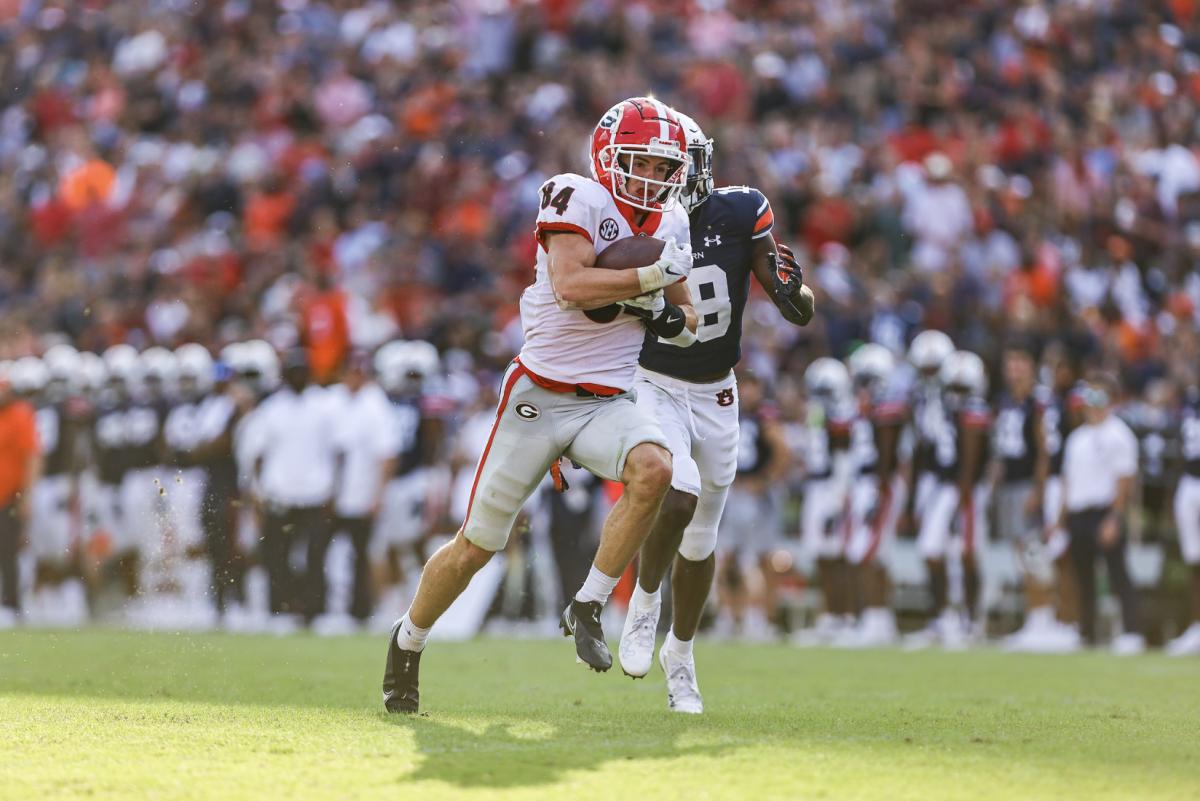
[{"x1": 592, "y1": 235, "x2": 666, "y2": 271}]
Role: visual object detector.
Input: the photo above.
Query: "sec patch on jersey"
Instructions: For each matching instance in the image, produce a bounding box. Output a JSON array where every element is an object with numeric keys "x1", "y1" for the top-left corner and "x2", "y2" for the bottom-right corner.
[{"x1": 593, "y1": 235, "x2": 666, "y2": 271}]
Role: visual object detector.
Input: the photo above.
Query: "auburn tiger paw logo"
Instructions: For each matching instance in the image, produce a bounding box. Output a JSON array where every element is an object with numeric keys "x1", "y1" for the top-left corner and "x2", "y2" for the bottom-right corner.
[{"x1": 716, "y1": 389, "x2": 735, "y2": 407}]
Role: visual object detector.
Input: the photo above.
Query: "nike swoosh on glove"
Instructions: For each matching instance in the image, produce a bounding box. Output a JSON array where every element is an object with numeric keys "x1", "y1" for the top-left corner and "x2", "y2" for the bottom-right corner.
[{"x1": 636, "y1": 236, "x2": 693, "y2": 293}]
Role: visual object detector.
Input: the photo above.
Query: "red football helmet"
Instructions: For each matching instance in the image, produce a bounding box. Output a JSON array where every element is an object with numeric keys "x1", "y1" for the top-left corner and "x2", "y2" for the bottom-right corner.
[{"x1": 590, "y1": 97, "x2": 690, "y2": 213}]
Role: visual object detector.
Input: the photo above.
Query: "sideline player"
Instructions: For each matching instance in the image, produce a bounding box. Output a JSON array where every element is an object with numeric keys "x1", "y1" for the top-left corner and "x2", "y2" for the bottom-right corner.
[
  {"x1": 912, "y1": 350, "x2": 991, "y2": 648},
  {"x1": 383, "y1": 97, "x2": 699, "y2": 713},
  {"x1": 838, "y1": 343, "x2": 909, "y2": 648},
  {"x1": 616, "y1": 112, "x2": 814, "y2": 713},
  {"x1": 791, "y1": 357, "x2": 855, "y2": 645},
  {"x1": 1168, "y1": 384, "x2": 1200, "y2": 655}
]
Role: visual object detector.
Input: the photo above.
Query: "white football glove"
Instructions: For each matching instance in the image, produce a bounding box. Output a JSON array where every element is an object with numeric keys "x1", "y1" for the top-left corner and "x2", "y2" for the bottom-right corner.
[
  {"x1": 618, "y1": 289, "x2": 666, "y2": 317},
  {"x1": 637, "y1": 236, "x2": 693, "y2": 293}
]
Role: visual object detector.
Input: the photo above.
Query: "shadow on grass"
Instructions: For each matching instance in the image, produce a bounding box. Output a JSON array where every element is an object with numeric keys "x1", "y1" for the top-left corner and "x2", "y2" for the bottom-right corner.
[{"x1": 380, "y1": 712, "x2": 728, "y2": 790}]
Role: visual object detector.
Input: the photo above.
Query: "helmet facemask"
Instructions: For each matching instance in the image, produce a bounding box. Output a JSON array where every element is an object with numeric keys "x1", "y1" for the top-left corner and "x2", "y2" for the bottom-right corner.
[
  {"x1": 600, "y1": 146, "x2": 689, "y2": 213},
  {"x1": 682, "y1": 137, "x2": 714, "y2": 213}
]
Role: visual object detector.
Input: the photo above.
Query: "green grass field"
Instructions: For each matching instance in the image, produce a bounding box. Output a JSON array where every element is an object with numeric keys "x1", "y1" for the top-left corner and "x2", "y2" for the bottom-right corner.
[{"x1": 1, "y1": 630, "x2": 1197, "y2": 801}]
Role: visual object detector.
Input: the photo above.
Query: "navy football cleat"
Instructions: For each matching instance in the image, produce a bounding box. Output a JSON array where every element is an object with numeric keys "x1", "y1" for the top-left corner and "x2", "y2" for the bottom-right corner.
[{"x1": 560, "y1": 599, "x2": 612, "y2": 672}]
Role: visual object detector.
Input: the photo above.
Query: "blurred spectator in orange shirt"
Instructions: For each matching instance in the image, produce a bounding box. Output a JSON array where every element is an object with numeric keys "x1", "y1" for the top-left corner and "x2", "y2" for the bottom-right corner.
[
  {"x1": 0, "y1": 371, "x2": 41, "y2": 622},
  {"x1": 243, "y1": 174, "x2": 296, "y2": 252},
  {"x1": 300, "y1": 272, "x2": 350, "y2": 385}
]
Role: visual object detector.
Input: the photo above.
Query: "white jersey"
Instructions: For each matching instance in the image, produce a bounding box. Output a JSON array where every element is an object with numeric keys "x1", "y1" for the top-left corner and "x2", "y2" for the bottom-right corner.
[{"x1": 519, "y1": 172, "x2": 690, "y2": 391}]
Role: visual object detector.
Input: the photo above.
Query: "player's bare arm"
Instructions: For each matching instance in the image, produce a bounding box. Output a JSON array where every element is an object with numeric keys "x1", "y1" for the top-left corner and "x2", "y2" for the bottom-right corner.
[
  {"x1": 750, "y1": 235, "x2": 815, "y2": 326},
  {"x1": 664, "y1": 280, "x2": 698, "y2": 334},
  {"x1": 546, "y1": 231, "x2": 691, "y2": 310}
]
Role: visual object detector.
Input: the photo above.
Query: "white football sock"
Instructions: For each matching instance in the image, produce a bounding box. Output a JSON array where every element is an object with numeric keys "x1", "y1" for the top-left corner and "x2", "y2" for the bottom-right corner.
[
  {"x1": 630, "y1": 583, "x2": 661, "y2": 611},
  {"x1": 574, "y1": 566, "x2": 620, "y2": 605},
  {"x1": 665, "y1": 630, "x2": 694, "y2": 660},
  {"x1": 395, "y1": 614, "x2": 430, "y2": 653}
]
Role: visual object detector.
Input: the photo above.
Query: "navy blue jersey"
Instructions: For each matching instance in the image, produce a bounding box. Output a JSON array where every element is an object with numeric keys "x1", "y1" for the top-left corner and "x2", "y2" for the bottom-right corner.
[
  {"x1": 91, "y1": 401, "x2": 130, "y2": 485},
  {"x1": 387, "y1": 391, "x2": 453, "y2": 477},
  {"x1": 1120, "y1": 401, "x2": 1175, "y2": 486},
  {"x1": 388, "y1": 396, "x2": 423, "y2": 477},
  {"x1": 36, "y1": 401, "x2": 76, "y2": 476},
  {"x1": 934, "y1": 396, "x2": 992, "y2": 484},
  {"x1": 911, "y1": 379, "x2": 944, "y2": 474},
  {"x1": 1044, "y1": 389, "x2": 1082, "y2": 476},
  {"x1": 639, "y1": 186, "x2": 774, "y2": 379},
  {"x1": 1181, "y1": 392, "x2": 1200, "y2": 477},
  {"x1": 735, "y1": 405, "x2": 778, "y2": 478},
  {"x1": 994, "y1": 393, "x2": 1040, "y2": 482},
  {"x1": 123, "y1": 400, "x2": 167, "y2": 471}
]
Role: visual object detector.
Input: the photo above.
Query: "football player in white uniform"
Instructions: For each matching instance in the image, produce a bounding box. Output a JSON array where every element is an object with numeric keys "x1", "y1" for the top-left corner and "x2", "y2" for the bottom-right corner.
[{"x1": 384, "y1": 97, "x2": 699, "y2": 713}]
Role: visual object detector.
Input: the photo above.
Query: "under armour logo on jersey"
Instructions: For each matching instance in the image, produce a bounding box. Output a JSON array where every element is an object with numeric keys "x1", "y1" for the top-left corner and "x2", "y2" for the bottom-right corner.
[
  {"x1": 598, "y1": 218, "x2": 619, "y2": 241},
  {"x1": 704, "y1": 235, "x2": 722, "y2": 247}
]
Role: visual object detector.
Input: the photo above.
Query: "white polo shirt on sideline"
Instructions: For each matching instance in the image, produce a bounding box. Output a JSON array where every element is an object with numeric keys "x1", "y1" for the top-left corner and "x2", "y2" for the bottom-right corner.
[
  {"x1": 330, "y1": 381, "x2": 399, "y2": 518},
  {"x1": 1061, "y1": 413, "x2": 1139, "y2": 512},
  {"x1": 253, "y1": 384, "x2": 342, "y2": 509}
]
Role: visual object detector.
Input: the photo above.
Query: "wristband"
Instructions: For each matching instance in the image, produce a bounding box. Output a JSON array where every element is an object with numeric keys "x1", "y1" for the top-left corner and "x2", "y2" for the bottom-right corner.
[
  {"x1": 637, "y1": 263, "x2": 667, "y2": 293},
  {"x1": 647, "y1": 301, "x2": 686, "y2": 339}
]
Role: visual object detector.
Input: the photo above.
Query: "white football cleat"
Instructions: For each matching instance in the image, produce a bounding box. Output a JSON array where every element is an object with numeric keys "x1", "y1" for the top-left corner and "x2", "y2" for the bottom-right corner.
[
  {"x1": 934, "y1": 609, "x2": 969, "y2": 651},
  {"x1": 790, "y1": 612, "x2": 845, "y2": 647},
  {"x1": 659, "y1": 645, "x2": 703, "y2": 714},
  {"x1": 835, "y1": 608, "x2": 898, "y2": 649},
  {"x1": 1166, "y1": 623, "x2": 1200, "y2": 657},
  {"x1": 619, "y1": 601, "x2": 660, "y2": 678},
  {"x1": 1111, "y1": 632, "x2": 1146, "y2": 656},
  {"x1": 1003, "y1": 607, "x2": 1058, "y2": 652}
]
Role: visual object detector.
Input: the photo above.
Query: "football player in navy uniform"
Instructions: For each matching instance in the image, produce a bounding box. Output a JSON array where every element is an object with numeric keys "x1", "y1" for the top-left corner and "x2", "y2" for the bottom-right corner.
[
  {"x1": 1168, "y1": 384, "x2": 1200, "y2": 655},
  {"x1": 991, "y1": 343, "x2": 1056, "y2": 645},
  {"x1": 791, "y1": 358, "x2": 855, "y2": 645},
  {"x1": 11, "y1": 356, "x2": 85, "y2": 622},
  {"x1": 90, "y1": 346, "x2": 145, "y2": 599},
  {"x1": 126, "y1": 347, "x2": 174, "y2": 599},
  {"x1": 372, "y1": 340, "x2": 451, "y2": 607},
  {"x1": 912, "y1": 350, "x2": 992, "y2": 648},
  {"x1": 616, "y1": 112, "x2": 814, "y2": 713},
  {"x1": 905, "y1": 330, "x2": 955, "y2": 545},
  {"x1": 1031, "y1": 349, "x2": 1085, "y2": 650},
  {"x1": 1121, "y1": 379, "x2": 1178, "y2": 549},
  {"x1": 714, "y1": 372, "x2": 791, "y2": 640},
  {"x1": 838, "y1": 344, "x2": 909, "y2": 648}
]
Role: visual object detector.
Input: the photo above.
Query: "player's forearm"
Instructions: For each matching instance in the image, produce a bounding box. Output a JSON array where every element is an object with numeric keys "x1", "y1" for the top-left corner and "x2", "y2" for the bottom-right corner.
[
  {"x1": 773, "y1": 285, "x2": 815, "y2": 326},
  {"x1": 682, "y1": 304, "x2": 698, "y2": 333},
  {"x1": 664, "y1": 282, "x2": 698, "y2": 333},
  {"x1": 551, "y1": 268, "x2": 645, "y2": 309}
]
